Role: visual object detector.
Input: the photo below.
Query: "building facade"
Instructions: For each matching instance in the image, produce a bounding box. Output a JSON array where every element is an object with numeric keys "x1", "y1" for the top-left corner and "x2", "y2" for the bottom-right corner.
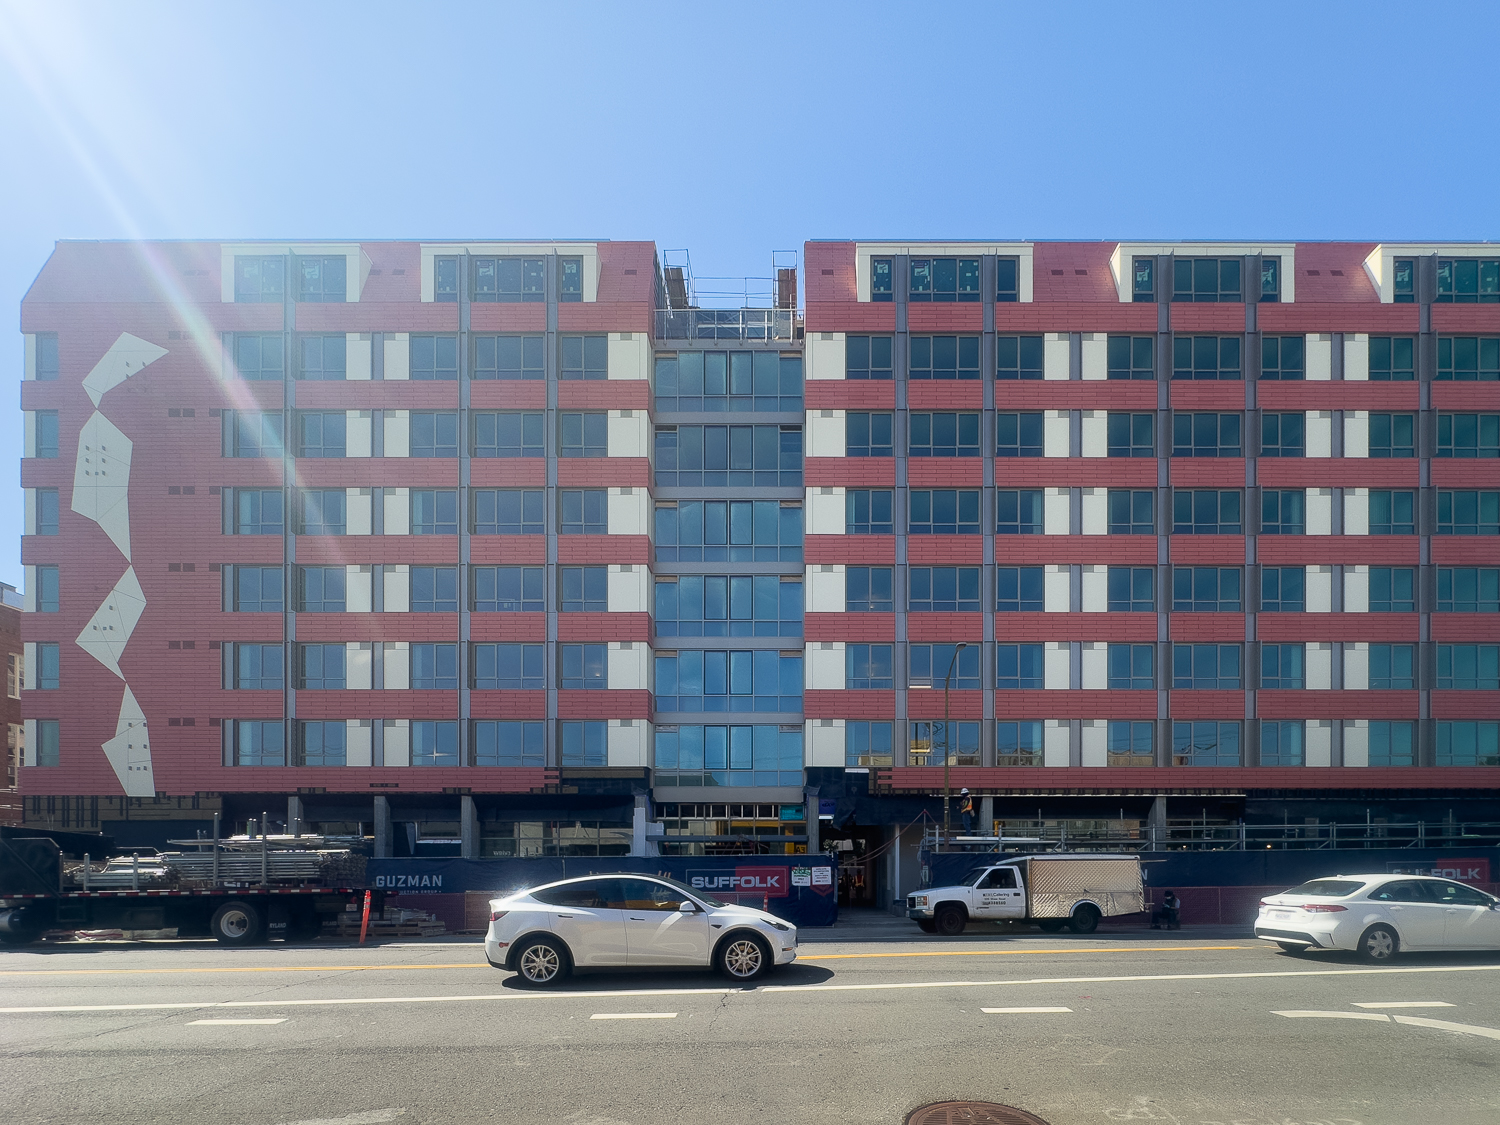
[{"x1": 16, "y1": 240, "x2": 1500, "y2": 895}]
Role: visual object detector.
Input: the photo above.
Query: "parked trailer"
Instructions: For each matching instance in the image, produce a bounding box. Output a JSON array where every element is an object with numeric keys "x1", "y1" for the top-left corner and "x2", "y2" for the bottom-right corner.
[{"x1": 907, "y1": 854, "x2": 1145, "y2": 936}]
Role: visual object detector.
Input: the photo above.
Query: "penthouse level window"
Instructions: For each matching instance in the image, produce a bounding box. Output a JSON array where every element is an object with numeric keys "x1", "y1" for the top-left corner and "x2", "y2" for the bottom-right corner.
[
  {"x1": 234, "y1": 256, "x2": 284, "y2": 303},
  {"x1": 655, "y1": 351, "x2": 802, "y2": 411},
  {"x1": 1437, "y1": 258, "x2": 1500, "y2": 303},
  {"x1": 871, "y1": 258, "x2": 894, "y2": 302},
  {"x1": 909, "y1": 258, "x2": 980, "y2": 302},
  {"x1": 434, "y1": 257, "x2": 458, "y2": 302},
  {"x1": 1132, "y1": 257, "x2": 1155, "y2": 302},
  {"x1": 1392, "y1": 259, "x2": 1416, "y2": 303},
  {"x1": 473, "y1": 257, "x2": 545, "y2": 302},
  {"x1": 1173, "y1": 258, "x2": 1242, "y2": 303},
  {"x1": 296, "y1": 256, "x2": 347, "y2": 303}
]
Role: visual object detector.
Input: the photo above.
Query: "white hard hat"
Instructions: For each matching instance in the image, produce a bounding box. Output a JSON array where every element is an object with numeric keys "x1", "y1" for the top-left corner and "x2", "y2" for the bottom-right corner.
[{"x1": 960, "y1": 788, "x2": 969, "y2": 795}]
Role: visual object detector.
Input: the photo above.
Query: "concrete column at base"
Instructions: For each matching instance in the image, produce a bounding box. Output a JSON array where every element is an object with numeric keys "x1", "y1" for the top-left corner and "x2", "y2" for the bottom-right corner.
[
  {"x1": 979, "y1": 796, "x2": 994, "y2": 837},
  {"x1": 460, "y1": 795, "x2": 477, "y2": 859},
  {"x1": 1148, "y1": 795, "x2": 1168, "y2": 850},
  {"x1": 287, "y1": 795, "x2": 304, "y2": 838},
  {"x1": 373, "y1": 795, "x2": 391, "y2": 858}
]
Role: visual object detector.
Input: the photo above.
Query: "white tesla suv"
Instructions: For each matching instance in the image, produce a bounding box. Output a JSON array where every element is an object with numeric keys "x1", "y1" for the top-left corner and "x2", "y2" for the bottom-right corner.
[{"x1": 484, "y1": 873, "x2": 798, "y2": 986}]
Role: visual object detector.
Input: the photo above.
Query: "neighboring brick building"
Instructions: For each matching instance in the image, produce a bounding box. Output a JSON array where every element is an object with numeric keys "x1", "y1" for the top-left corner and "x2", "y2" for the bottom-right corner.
[{"x1": 16, "y1": 239, "x2": 1500, "y2": 881}]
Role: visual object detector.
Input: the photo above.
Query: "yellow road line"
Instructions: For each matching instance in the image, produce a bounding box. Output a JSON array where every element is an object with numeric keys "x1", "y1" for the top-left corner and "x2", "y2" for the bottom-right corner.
[{"x1": 798, "y1": 945, "x2": 1247, "y2": 961}]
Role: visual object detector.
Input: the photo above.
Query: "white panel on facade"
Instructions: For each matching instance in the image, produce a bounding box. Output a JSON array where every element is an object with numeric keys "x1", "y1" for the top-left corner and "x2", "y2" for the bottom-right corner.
[
  {"x1": 806, "y1": 643, "x2": 846, "y2": 690},
  {"x1": 608, "y1": 411, "x2": 649, "y2": 459},
  {"x1": 347, "y1": 333, "x2": 372, "y2": 380},
  {"x1": 346, "y1": 643, "x2": 373, "y2": 690},
  {"x1": 805, "y1": 332, "x2": 846, "y2": 381},
  {"x1": 807, "y1": 487, "x2": 846, "y2": 535},
  {"x1": 1043, "y1": 488, "x2": 1070, "y2": 535},
  {"x1": 1080, "y1": 334, "x2": 1107, "y2": 381},
  {"x1": 1306, "y1": 411, "x2": 1333, "y2": 458},
  {"x1": 22, "y1": 719, "x2": 36, "y2": 767},
  {"x1": 607, "y1": 487, "x2": 645, "y2": 536},
  {"x1": 1344, "y1": 643, "x2": 1370, "y2": 690},
  {"x1": 1043, "y1": 333, "x2": 1070, "y2": 380},
  {"x1": 346, "y1": 566, "x2": 373, "y2": 613},
  {"x1": 346, "y1": 488, "x2": 373, "y2": 535},
  {"x1": 384, "y1": 333, "x2": 410, "y2": 380},
  {"x1": 1043, "y1": 643, "x2": 1070, "y2": 689},
  {"x1": 1344, "y1": 333, "x2": 1369, "y2": 381},
  {"x1": 1081, "y1": 720, "x2": 1107, "y2": 766},
  {"x1": 1079, "y1": 411, "x2": 1107, "y2": 457},
  {"x1": 1080, "y1": 565, "x2": 1108, "y2": 611},
  {"x1": 22, "y1": 643, "x2": 36, "y2": 690},
  {"x1": 608, "y1": 565, "x2": 649, "y2": 613},
  {"x1": 1306, "y1": 334, "x2": 1333, "y2": 381},
  {"x1": 383, "y1": 642, "x2": 410, "y2": 690},
  {"x1": 75, "y1": 566, "x2": 146, "y2": 679},
  {"x1": 807, "y1": 410, "x2": 846, "y2": 458},
  {"x1": 1043, "y1": 720, "x2": 1070, "y2": 766},
  {"x1": 71, "y1": 411, "x2": 133, "y2": 560},
  {"x1": 1043, "y1": 410, "x2": 1070, "y2": 457},
  {"x1": 806, "y1": 565, "x2": 846, "y2": 613},
  {"x1": 608, "y1": 333, "x2": 648, "y2": 381},
  {"x1": 383, "y1": 720, "x2": 410, "y2": 767},
  {"x1": 1343, "y1": 720, "x2": 1369, "y2": 767},
  {"x1": 1305, "y1": 721, "x2": 1333, "y2": 767},
  {"x1": 23, "y1": 334, "x2": 35, "y2": 381},
  {"x1": 806, "y1": 719, "x2": 846, "y2": 767},
  {"x1": 607, "y1": 643, "x2": 649, "y2": 691},
  {"x1": 1306, "y1": 566, "x2": 1333, "y2": 613},
  {"x1": 1344, "y1": 565, "x2": 1370, "y2": 613},
  {"x1": 1344, "y1": 411, "x2": 1369, "y2": 458},
  {"x1": 1080, "y1": 488, "x2": 1107, "y2": 535},
  {"x1": 383, "y1": 488, "x2": 410, "y2": 535},
  {"x1": 23, "y1": 488, "x2": 36, "y2": 535},
  {"x1": 1343, "y1": 489, "x2": 1369, "y2": 536},
  {"x1": 346, "y1": 411, "x2": 373, "y2": 458},
  {"x1": 1306, "y1": 488, "x2": 1334, "y2": 535},
  {"x1": 100, "y1": 685, "x2": 153, "y2": 797},
  {"x1": 345, "y1": 720, "x2": 373, "y2": 767},
  {"x1": 383, "y1": 565, "x2": 410, "y2": 612},
  {"x1": 383, "y1": 411, "x2": 410, "y2": 457},
  {"x1": 80, "y1": 332, "x2": 168, "y2": 407},
  {"x1": 1306, "y1": 643, "x2": 1333, "y2": 690},
  {"x1": 22, "y1": 566, "x2": 36, "y2": 612},
  {"x1": 607, "y1": 720, "x2": 650, "y2": 766},
  {"x1": 1080, "y1": 643, "x2": 1108, "y2": 689},
  {"x1": 1043, "y1": 566, "x2": 1070, "y2": 612}
]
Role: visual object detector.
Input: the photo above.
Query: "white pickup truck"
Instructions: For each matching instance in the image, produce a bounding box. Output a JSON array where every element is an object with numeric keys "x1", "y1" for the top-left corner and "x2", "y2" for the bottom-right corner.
[{"x1": 907, "y1": 854, "x2": 1145, "y2": 936}]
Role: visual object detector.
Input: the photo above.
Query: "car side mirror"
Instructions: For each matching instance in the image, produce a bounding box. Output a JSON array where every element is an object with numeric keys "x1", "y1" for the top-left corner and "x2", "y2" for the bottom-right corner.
[{"x1": 679, "y1": 900, "x2": 698, "y2": 913}]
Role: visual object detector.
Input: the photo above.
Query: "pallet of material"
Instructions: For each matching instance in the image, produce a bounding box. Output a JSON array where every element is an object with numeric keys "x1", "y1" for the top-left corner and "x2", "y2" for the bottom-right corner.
[{"x1": 330, "y1": 921, "x2": 446, "y2": 937}]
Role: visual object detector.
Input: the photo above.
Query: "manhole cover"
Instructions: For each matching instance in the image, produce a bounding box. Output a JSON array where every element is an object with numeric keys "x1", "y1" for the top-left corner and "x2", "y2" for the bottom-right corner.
[{"x1": 906, "y1": 1103, "x2": 1051, "y2": 1125}]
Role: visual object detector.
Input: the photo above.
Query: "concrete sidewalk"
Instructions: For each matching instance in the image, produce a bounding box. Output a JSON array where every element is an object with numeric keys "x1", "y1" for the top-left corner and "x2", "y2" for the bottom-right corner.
[{"x1": 797, "y1": 907, "x2": 1255, "y2": 943}]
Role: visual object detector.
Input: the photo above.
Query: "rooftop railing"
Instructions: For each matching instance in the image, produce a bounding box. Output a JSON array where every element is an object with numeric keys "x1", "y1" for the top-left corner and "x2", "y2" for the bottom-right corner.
[{"x1": 656, "y1": 308, "x2": 801, "y2": 341}]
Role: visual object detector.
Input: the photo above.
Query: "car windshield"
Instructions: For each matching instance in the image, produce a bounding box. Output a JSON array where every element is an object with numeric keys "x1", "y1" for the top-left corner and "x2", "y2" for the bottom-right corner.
[
  {"x1": 1284, "y1": 879, "x2": 1366, "y2": 897},
  {"x1": 650, "y1": 874, "x2": 729, "y2": 909},
  {"x1": 958, "y1": 868, "x2": 994, "y2": 887}
]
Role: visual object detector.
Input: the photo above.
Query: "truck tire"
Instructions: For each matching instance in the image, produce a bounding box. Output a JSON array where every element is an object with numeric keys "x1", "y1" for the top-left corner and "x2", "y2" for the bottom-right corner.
[
  {"x1": 1067, "y1": 904, "x2": 1100, "y2": 935},
  {"x1": 1036, "y1": 918, "x2": 1066, "y2": 933},
  {"x1": 210, "y1": 901, "x2": 265, "y2": 945},
  {"x1": 935, "y1": 906, "x2": 967, "y2": 936},
  {"x1": 916, "y1": 920, "x2": 937, "y2": 934}
]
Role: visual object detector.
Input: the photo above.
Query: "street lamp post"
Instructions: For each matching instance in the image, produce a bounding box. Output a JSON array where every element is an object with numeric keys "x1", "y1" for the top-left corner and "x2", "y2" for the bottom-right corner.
[{"x1": 941, "y1": 643, "x2": 967, "y2": 847}]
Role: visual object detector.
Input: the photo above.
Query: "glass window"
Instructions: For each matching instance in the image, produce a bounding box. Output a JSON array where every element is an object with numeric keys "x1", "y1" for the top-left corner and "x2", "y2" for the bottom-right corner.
[
  {"x1": 434, "y1": 257, "x2": 458, "y2": 303},
  {"x1": 560, "y1": 645, "x2": 607, "y2": 690},
  {"x1": 846, "y1": 567, "x2": 894, "y2": 612},
  {"x1": 230, "y1": 566, "x2": 283, "y2": 613},
  {"x1": 297, "y1": 644, "x2": 344, "y2": 689},
  {"x1": 846, "y1": 490, "x2": 893, "y2": 535},
  {"x1": 297, "y1": 566, "x2": 344, "y2": 612},
  {"x1": 1132, "y1": 257, "x2": 1155, "y2": 302},
  {"x1": 1436, "y1": 258, "x2": 1500, "y2": 303},
  {"x1": 1172, "y1": 721, "x2": 1241, "y2": 766},
  {"x1": 411, "y1": 490, "x2": 458, "y2": 535},
  {"x1": 910, "y1": 336, "x2": 980, "y2": 379},
  {"x1": 1369, "y1": 567, "x2": 1415, "y2": 613},
  {"x1": 1260, "y1": 413, "x2": 1304, "y2": 457},
  {"x1": 1438, "y1": 414, "x2": 1500, "y2": 459},
  {"x1": 996, "y1": 258, "x2": 1019, "y2": 303},
  {"x1": 222, "y1": 411, "x2": 284, "y2": 458},
  {"x1": 655, "y1": 500, "x2": 801, "y2": 563},
  {"x1": 993, "y1": 721, "x2": 1042, "y2": 766},
  {"x1": 1107, "y1": 336, "x2": 1154, "y2": 380},
  {"x1": 1260, "y1": 258, "x2": 1281, "y2": 303},
  {"x1": 561, "y1": 567, "x2": 608, "y2": 612},
  {"x1": 1368, "y1": 413, "x2": 1414, "y2": 458},
  {"x1": 845, "y1": 336, "x2": 893, "y2": 379},
  {"x1": 1107, "y1": 413, "x2": 1154, "y2": 458},
  {"x1": 1173, "y1": 258, "x2": 1242, "y2": 303},
  {"x1": 909, "y1": 413, "x2": 981, "y2": 457},
  {"x1": 1261, "y1": 567, "x2": 1304, "y2": 613},
  {"x1": 1437, "y1": 489, "x2": 1500, "y2": 535},
  {"x1": 36, "y1": 565, "x2": 59, "y2": 613},
  {"x1": 232, "y1": 489, "x2": 284, "y2": 535},
  {"x1": 561, "y1": 335, "x2": 608, "y2": 380},
  {"x1": 908, "y1": 258, "x2": 980, "y2": 303},
  {"x1": 560, "y1": 412, "x2": 609, "y2": 457},
  {"x1": 1173, "y1": 490, "x2": 1242, "y2": 534},
  {"x1": 655, "y1": 575, "x2": 802, "y2": 638},
  {"x1": 1173, "y1": 336, "x2": 1242, "y2": 380},
  {"x1": 653, "y1": 724, "x2": 800, "y2": 785},
  {"x1": 1368, "y1": 721, "x2": 1414, "y2": 766},
  {"x1": 298, "y1": 335, "x2": 346, "y2": 380},
  {"x1": 997, "y1": 412, "x2": 1044, "y2": 457},
  {"x1": 560, "y1": 490, "x2": 608, "y2": 534},
  {"x1": 473, "y1": 257, "x2": 545, "y2": 303},
  {"x1": 995, "y1": 335, "x2": 1044, "y2": 380},
  {"x1": 1371, "y1": 490, "x2": 1417, "y2": 535},
  {"x1": 473, "y1": 644, "x2": 545, "y2": 690},
  {"x1": 33, "y1": 411, "x2": 58, "y2": 459},
  {"x1": 1369, "y1": 644, "x2": 1416, "y2": 689},
  {"x1": 1369, "y1": 337, "x2": 1415, "y2": 381},
  {"x1": 1172, "y1": 644, "x2": 1242, "y2": 689},
  {"x1": 410, "y1": 566, "x2": 459, "y2": 612},
  {"x1": 298, "y1": 490, "x2": 345, "y2": 536},
  {"x1": 228, "y1": 643, "x2": 283, "y2": 690},
  {"x1": 1108, "y1": 721, "x2": 1154, "y2": 765},
  {"x1": 234, "y1": 256, "x2": 285, "y2": 303},
  {"x1": 296, "y1": 256, "x2": 346, "y2": 303},
  {"x1": 912, "y1": 490, "x2": 984, "y2": 535},
  {"x1": 32, "y1": 719, "x2": 59, "y2": 766},
  {"x1": 1260, "y1": 644, "x2": 1305, "y2": 689},
  {"x1": 1173, "y1": 413, "x2": 1241, "y2": 457},
  {"x1": 1260, "y1": 337, "x2": 1304, "y2": 380},
  {"x1": 846, "y1": 413, "x2": 893, "y2": 457},
  {"x1": 409, "y1": 412, "x2": 459, "y2": 459},
  {"x1": 996, "y1": 489, "x2": 1046, "y2": 535},
  {"x1": 472, "y1": 566, "x2": 545, "y2": 612},
  {"x1": 1436, "y1": 721, "x2": 1500, "y2": 766},
  {"x1": 411, "y1": 644, "x2": 459, "y2": 690},
  {"x1": 1108, "y1": 644, "x2": 1155, "y2": 690},
  {"x1": 411, "y1": 721, "x2": 460, "y2": 766},
  {"x1": 473, "y1": 721, "x2": 546, "y2": 767},
  {"x1": 910, "y1": 721, "x2": 981, "y2": 766},
  {"x1": 846, "y1": 721, "x2": 893, "y2": 767},
  {"x1": 1438, "y1": 568, "x2": 1500, "y2": 612},
  {"x1": 871, "y1": 258, "x2": 893, "y2": 302},
  {"x1": 297, "y1": 412, "x2": 346, "y2": 458},
  {"x1": 35, "y1": 643, "x2": 59, "y2": 690},
  {"x1": 473, "y1": 489, "x2": 544, "y2": 535},
  {"x1": 234, "y1": 334, "x2": 284, "y2": 380},
  {"x1": 474, "y1": 335, "x2": 544, "y2": 381},
  {"x1": 558, "y1": 257, "x2": 583, "y2": 302},
  {"x1": 1438, "y1": 337, "x2": 1500, "y2": 381},
  {"x1": 997, "y1": 566, "x2": 1045, "y2": 612},
  {"x1": 1108, "y1": 566, "x2": 1154, "y2": 612},
  {"x1": 1172, "y1": 567, "x2": 1241, "y2": 611},
  {"x1": 35, "y1": 334, "x2": 59, "y2": 380},
  {"x1": 231, "y1": 720, "x2": 285, "y2": 766},
  {"x1": 910, "y1": 567, "x2": 981, "y2": 612},
  {"x1": 846, "y1": 645, "x2": 893, "y2": 689},
  {"x1": 1108, "y1": 490, "x2": 1155, "y2": 535},
  {"x1": 562, "y1": 721, "x2": 608, "y2": 766},
  {"x1": 910, "y1": 644, "x2": 981, "y2": 690},
  {"x1": 1261, "y1": 721, "x2": 1303, "y2": 765},
  {"x1": 655, "y1": 352, "x2": 801, "y2": 412},
  {"x1": 298, "y1": 722, "x2": 345, "y2": 767},
  {"x1": 1437, "y1": 645, "x2": 1500, "y2": 690},
  {"x1": 653, "y1": 425, "x2": 802, "y2": 487},
  {"x1": 654, "y1": 650, "x2": 802, "y2": 713},
  {"x1": 473, "y1": 412, "x2": 545, "y2": 458},
  {"x1": 1261, "y1": 489, "x2": 1305, "y2": 535}
]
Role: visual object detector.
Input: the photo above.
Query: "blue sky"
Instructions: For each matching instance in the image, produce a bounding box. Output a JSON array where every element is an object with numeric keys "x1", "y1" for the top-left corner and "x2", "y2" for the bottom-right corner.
[{"x1": 2, "y1": 1, "x2": 1498, "y2": 588}]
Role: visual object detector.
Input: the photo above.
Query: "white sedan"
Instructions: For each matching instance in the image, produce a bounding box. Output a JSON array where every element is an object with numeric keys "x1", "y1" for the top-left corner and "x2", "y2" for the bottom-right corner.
[
  {"x1": 1256, "y1": 874, "x2": 1500, "y2": 961},
  {"x1": 484, "y1": 874, "x2": 798, "y2": 986}
]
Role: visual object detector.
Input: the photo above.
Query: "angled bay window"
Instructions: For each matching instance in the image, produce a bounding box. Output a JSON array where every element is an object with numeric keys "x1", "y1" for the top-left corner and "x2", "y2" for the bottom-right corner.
[
  {"x1": 296, "y1": 256, "x2": 346, "y2": 303},
  {"x1": 995, "y1": 336, "x2": 1044, "y2": 380},
  {"x1": 473, "y1": 256, "x2": 545, "y2": 302},
  {"x1": 411, "y1": 335, "x2": 458, "y2": 381},
  {"x1": 997, "y1": 566, "x2": 1044, "y2": 612},
  {"x1": 908, "y1": 257, "x2": 980, "y2": 302},
  {"x1": 1437, "y1": 645, "x2": 1500, "y2": 690},
  {"x1": 846, "y1": 413, "x2": 893, "y2": 457},
  {"x1": 1369, "y1": 337, "x2": 1415, "y2": 380},
  {"x1": 1108, "y1": 490, "x2": 1155, "y2": 534},
  {"x1": 297, "y1": 566, "x2": 345, "y2": 612},
  {"x1": 846, "y1": 489, "x2": 893, "y2": 535},
  {"x1": 654, "y1": 650, "x2": 802, "y2": 713},
  {"x1": 411, "y1": 490, "x2": 458, "y2": 535},
  {"x1": 1436, "y1": 722, "x2": 1500, "y2": 766},
  {"x1": 298, "y1": 335, "x2": 346, "y2": 380},
  {"x1": 846, "y1": 722, "x2": 893, "y2": 767},
  {"x1": 1108, "y1": 566, "x2": 1154, "y2": 612},
  {"x1": 654, "y1": 424, "x2": 803, "y2": 487},
  {"x1": 297, "y1": 412, "x2": 346, "y2": 458},
  {"x1": 845, "y1": 336, "x2": 893, "y2": 379},
  {"x1": 230, "y1": 489, "x2": 284, "y2": 535},
  {"x1": 1173, "y1": 336, "x2": 1241, "y2": 380},
  {"x1": 910, "y1": 644, "x2": 980, "y2": 689},
  {"x1": 1369, "y1": 644, "x2": 1416, "y2": 689},
  {"x1": 233, "y1": 334, "x2": 284, "y2": 380},
  {"x1": 910, "y1": 336, "x2": 980, "y2": 379},
  {"x1": 1172, "y1": 721, "x2": 1240, "y2": 766},
  {"x1": 1260, "y1": 489, "x2": 1305, "y2": 535},
  {"x1": 1108, "y1": 644, "x2": 1154, "y2": 689},
  {"x1": 1437, "y1": 258, "x2": 1500, "y2": 303},
  {"x1": 1369, "y1": 721, "x2": 1415, "y2": 766},
  {"x1": 847, "y1": 567, "x2": 894, "y2": 612},
  {"x1": 1369, "y1": 567, "x2": 1415, "y2": 612},
  {"x1": 1438, "y1": 337, "x2": 1500, "y2": 381},
  {"x1": 654, "y1": 575, "x2": 802, "y2": 638},
  {"x1": 1260, "y1": 336, "x2": 1304, "y2": 380},
  {"x1": 995, "y1": 721, "x2": 1043, "y2": 766},
  {"x1": 1260, "y1": 721, "x2": 1303, "y2": 765},
  {"x1": 1108, "y1": 335, "x2": 1155, "y2": 380},
  {"x1": 1173, "y1": 412, "x2": 1241, "y2": 457},
  {"x1": 911, "y1": 489, "x2": 982, "y2": 535},
  {"x1": 560, "y1": 412, "x2": 608, "y2": 458},
  {"x1": 1260, "y1": 644, "x2": 1305, "y2": 689},
  {"x1": 909, "y1": 412, "x2": 980, "y2": 458},
  {"x1": 1260, "y1": 413, "x2": 1304, "y2": 457},
  {"x1": 1173, "y1": 258, "x2": 1242, "y2": 303},
  {"x1": 997, "y1": 412, "x2": 1044, "y2": 457},
  {"x1": 297, "y1": 722, "x2": 346, "y2": 767},
  {"x1": 1172, "y1": 644, "x2": 1241, "y2": 689},
  {"x1": 561, "y1": 335, "x2": 608, "y2": 380},
  {"x1": 474, "y1": 412, "x2": 544, "y2": 458},
  {"x1": 995, "y1": 643, "x2": 1044, "y2": 689},
  {"x1": 1438, "y1": 414, "x2": 1500, "y2": 458},
  {"x1": 1371, "y1": 490, "x2": 1416, "y2": 535},
  {"x1": 227, "y1": 566, "x2": 284, "y2": 613},
  {"x1": 1438, "y1": 490, "x2": 1500, "y2": 535},
  {"x1": 411, "y1": 566, "x2": 459, "y2": 612},
  {"x1": 1108, "y1": 413, "x2": 1155, "y2": 457},
  {"x1": 297, "y1": 644, "x2": 344, "y2": 690},
  {"x1": 299, "y1": 489, "x2": 346, "y2": 535},
  {"x1": 234, "y1": 256, "x2": 284, "y2": 303},
  {"x1": 473, "y1": 335, "x2": 544, "y2": 380},
  {"x1": 1369, "y1": 413, "x2": 1414, "y2": 458},
  {"x1": 472, "y1": 644, "x2": 545, "y2": 689},
  {"x1": 222, "y1": 411, "x2": 283, "y2": 458},
  {"x1": 909, "y1": 567, "x2": 981, "y2": 612},
  {"x1": 846, "y1": 644, "x2": 894, "y2": 689},
  {"x1": 1108, "y1": 721, "x2": 1154, "y2": 765},
  {"x1": 472, "y1": 566, "x2": 544, "y2": 612},
  {"x1": 560, "y1": 566, "x2": 608, "y2": 612},
  {"x1": 1260, "y1": 567, "x2": 1304, "y2": 613},
  {"x1": 655, "y1": 500, "x2": 801, "y2": 562},
  {"x1": 473, "y1": 490, "x2": 544, "y2": 535},
  {"x1": 1172, "y1": 567, "x2": 1241, "y2": 612},
  {"x1": 559, "y1": 489, "x2": 607, "y2": 534},
  {"x1": 1438, "y1": 567, "x2": 1500, "y2": 612},
  {"x1": 1173, "y1": 490, "x2": 1241, "y2": 534},
  {"x1": 911, "y1": 721, "x2": 981, "y2": 766}
]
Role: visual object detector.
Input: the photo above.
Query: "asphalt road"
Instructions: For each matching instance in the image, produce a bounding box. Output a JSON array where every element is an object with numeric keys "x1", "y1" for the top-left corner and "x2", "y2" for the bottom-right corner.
[{"x1": 4, "y1": 927, "x2": 1500, "y2": 1125}]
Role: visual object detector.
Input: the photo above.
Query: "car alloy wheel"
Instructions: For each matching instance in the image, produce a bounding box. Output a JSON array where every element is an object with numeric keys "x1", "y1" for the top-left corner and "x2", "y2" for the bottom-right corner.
[
  {"x1": 1359, "y1": 925, "x2": 1398, "y2": 962},
  {"x1": 722, "y1": 937, "x2": 765, "y2": 980},
  {"x1": 518, "y1": 942, "x2": 563, "y2": 984}
]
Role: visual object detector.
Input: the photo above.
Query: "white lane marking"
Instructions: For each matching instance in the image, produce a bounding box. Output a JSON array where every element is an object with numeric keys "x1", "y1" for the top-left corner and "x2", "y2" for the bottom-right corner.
[
  {"x1": 10, "y1": 962, "x2": 1500, "y2": 1016},
  {"x1": 590, "y1": 1012, "x2": 677, "y2": 1020},
  {"x1": 981, "y1": 1006, "x2": 1072, "y2": 1014},
  {"x1": 188, "y1": 1018, "x2": 287, "y2": 1025},
  {"x1": 277, "y1": 1112, "x2": 407, "y2": 1125},
  {"x1": 1273, "y1": 1010, "x2": 1393, "y2": 1022},
  {"x1": 1353, "y1": 1001, "x2": 1456, "y2": 1009},
  {"x1": 1394, "y1": 1014, "x2": 1500, "y2": 1041}
]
